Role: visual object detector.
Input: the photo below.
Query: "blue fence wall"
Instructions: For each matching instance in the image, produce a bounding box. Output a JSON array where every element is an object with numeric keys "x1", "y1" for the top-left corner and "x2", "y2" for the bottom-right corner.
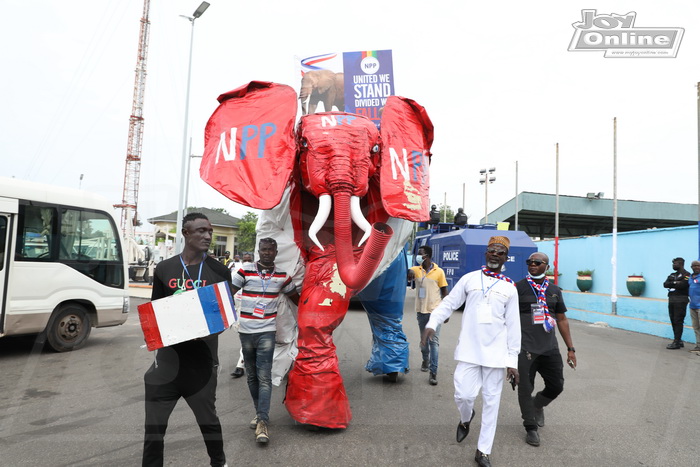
[{"x1": 536, "y1": 226, "x2": 698, "y2": 343}]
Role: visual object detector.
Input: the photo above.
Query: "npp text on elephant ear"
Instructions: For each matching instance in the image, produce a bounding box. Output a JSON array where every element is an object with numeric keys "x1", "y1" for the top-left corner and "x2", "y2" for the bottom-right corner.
[
  {"x1": 378, "y1": 95, "x2": 434, "y2": 222},
  {"x1": 200, "y1": 81, "x2": 298, "y2": 210}
]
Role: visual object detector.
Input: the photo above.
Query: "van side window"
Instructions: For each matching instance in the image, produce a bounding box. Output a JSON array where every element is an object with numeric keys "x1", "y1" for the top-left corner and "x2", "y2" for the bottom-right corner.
[
  {"x1": 59, "y1": 208, "x2": 123, "y2": 287},
  {"x1": 60, "y1": 208, "x2": 121, "y2": 261},
  {"x1": 16, "y1": 205, "x2": 56, "y2": 260}
]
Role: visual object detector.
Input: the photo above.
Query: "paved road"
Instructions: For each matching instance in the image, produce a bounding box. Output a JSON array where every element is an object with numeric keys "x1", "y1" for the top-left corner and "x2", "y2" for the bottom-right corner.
[{"x1": 0, "y1": 295, "x2": 698, "y2": 466}]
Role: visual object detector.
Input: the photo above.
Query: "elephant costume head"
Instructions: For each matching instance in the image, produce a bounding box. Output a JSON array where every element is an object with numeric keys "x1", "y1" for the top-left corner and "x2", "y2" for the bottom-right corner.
[
  {"x1": 201, "y1": 81, "x2": 432, "y2": 291},
  {"x1": 299, "y1": 69, "x2": 345, "y2": 115}
]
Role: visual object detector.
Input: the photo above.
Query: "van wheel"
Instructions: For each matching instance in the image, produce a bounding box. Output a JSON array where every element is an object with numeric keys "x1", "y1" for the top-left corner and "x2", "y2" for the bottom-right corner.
[{"x1": 45, "y1": 304, "x2": 92, "y2": 352}]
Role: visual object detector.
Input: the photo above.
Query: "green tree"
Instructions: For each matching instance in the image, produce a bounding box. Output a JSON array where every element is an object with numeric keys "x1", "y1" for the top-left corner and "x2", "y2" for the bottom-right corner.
[
  {"x1": 237, "y1": 211, "x2": 258, "y2": 254},
  {"x1": 208, "y1": 207, "x2": 229, "y2": 215},
  {"x1": 438, "y1": 204, "x2": 454, "y2": 223},
  {"x1": 185, "y1": 206, "x2": 230, "y2": 215}
]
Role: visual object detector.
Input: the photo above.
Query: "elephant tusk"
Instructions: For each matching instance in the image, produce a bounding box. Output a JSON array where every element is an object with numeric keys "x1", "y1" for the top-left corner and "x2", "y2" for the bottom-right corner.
[
  {"x1": 350, "y1": 196, "x2": 372, "y2": 247},
  {"x1": 302, "y1": 95, "x2": 311, "y2": 115},
  {"x1": 308, "y1": 194, "x2": 331, "y2": 251}
]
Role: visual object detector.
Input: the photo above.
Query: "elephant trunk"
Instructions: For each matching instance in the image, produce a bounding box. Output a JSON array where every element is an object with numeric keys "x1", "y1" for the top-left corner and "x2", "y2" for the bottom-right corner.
[{"x1": 333, "y1": 191, "x2": 392, "y2": 290}]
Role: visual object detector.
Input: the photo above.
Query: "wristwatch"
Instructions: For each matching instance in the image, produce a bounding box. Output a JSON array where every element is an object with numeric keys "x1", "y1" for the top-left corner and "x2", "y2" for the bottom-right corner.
[{"x1": 567, "y1": 347, "x2": 576, "y2": 352}]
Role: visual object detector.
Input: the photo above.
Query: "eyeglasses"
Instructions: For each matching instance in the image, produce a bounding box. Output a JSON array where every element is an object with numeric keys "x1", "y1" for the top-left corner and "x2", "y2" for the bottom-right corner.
[
  {"x1": 526, "y1": 259, "x2": 547, "y2": 266},
  {"x1": 486, "y1": 249, "x2": 507, "y2": 257}
]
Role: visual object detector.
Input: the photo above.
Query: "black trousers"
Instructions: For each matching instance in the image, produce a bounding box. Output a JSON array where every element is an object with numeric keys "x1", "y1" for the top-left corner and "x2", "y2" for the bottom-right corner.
[
  {"x1": 517, "y1": 350, "x2": 564, "y2": 431},
  {"x1": 142, "y1": 363, "x2": 225, "y2": 467},
  {"x1": 668, "y1": 300, "x2": 688, "y2": 341}
]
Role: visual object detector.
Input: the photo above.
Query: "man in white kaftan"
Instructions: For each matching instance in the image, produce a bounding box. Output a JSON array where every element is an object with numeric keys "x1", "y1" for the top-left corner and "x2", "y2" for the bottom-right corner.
[{"x1": 423, "y1": 236, "x2": 520, "y2": 467}]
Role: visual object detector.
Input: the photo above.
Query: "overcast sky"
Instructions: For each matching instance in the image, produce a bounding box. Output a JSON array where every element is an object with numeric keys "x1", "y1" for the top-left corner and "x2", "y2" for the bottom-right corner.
[{"x1": 3, "y1": 0, "x2": 699, "y2": 231}]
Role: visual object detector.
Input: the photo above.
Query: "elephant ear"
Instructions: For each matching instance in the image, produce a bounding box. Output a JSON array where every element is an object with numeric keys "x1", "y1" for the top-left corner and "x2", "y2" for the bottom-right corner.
[
  {"x1": 378, "y1": 96, "x2": 434, "y2": 221},
  {"x1": 200, "y1": 81, "x2": 298, "y2": 209}
]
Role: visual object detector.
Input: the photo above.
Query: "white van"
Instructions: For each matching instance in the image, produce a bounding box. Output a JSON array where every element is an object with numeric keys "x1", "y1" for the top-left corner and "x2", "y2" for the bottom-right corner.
[{"x1": 0, "y1": 177, "x2": 129, "y2": 351}]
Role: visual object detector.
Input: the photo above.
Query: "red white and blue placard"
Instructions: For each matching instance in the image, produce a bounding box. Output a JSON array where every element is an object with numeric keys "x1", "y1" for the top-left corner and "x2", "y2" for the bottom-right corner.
[{"x1": 137, "y1": 281, "x2": 237, "y2": 351}]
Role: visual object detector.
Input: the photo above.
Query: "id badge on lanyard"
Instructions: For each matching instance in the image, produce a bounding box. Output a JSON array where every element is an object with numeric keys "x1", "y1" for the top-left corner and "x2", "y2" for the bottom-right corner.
[
  {"x1": 531, "y1": 303, "x2": 545, "y2": 324},
  {"x1": 253, "y1": 302, "x2": 267, "y2": 318},
  {"x1": 477, "y1": 302, "x2": 492, "y2": 324}
]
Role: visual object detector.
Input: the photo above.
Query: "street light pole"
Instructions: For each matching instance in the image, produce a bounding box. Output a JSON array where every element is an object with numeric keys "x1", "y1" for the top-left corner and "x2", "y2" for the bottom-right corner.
[
  {"x1": 175, "y1": 1, "x2": 210, "y2": 255},
  {"x1": 554, "y1": 144, "x2": 560, "y2": 285},
  {"x1": 514, "y1": 161, "x2": 519, "y2": 231},
  {"x1": 479, "y1": 167, "x2": 496, "y2": 223},
  {"x1": 443, "y1": 192, "x2": 447, "y2": 223},
  {"x1": 612, "y1": 117, "x2": 618, "y2": 315},
  {"x1": 183, "y1": 138, "x2": 204, "y2": 213}
]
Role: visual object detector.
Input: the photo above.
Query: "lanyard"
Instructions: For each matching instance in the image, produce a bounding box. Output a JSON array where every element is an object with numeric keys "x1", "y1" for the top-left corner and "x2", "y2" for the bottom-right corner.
[
  {"x1": 179, "y1": 253, "x2": 205, "y2": 289},
  {"x1": 527, "y1": 278, "x2": 548, "y2": 301},
  {"x1": 480, "y1": 272, "x2": 499, "y2": 299},
  {"x1": 418, "y1": 263, "x2": 434, "y2": 289},
  {"x1": 257, "y1": 264, "x2": 275, "y2": 295}
]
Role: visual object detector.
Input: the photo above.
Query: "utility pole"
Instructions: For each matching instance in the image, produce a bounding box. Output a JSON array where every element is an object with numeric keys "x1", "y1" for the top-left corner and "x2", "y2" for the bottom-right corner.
[
  {"x1": 612, "y1": 117, "x2": 618, "y2": 315},
  {"x1": 515, "y1": 161, "x2": 519, "y2": 231},
  {"x1": 554, "y1": 144, "x2": 559, "y2": 285},
  {"x1": 443, "y1": 192, "x2": 447, "y2": 222}
]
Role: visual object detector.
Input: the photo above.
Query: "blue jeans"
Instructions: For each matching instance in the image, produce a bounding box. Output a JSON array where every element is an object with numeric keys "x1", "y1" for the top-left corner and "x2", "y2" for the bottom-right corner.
[
  {"x1": 416, "y1": 313, "x2": 440, "y2": 374},
  {"x1": 239, "y1": 331, "x2": 275, "y2": 423}
]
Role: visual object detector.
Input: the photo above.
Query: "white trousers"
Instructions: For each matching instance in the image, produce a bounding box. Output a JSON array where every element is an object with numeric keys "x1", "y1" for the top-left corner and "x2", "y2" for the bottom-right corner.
[{"x1": 454, "y1": 361, "x2": 505, "y2": 455}]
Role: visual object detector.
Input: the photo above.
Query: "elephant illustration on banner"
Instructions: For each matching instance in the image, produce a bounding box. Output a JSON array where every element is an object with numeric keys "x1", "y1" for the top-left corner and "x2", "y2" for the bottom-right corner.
[
  {"x1": 299, "y1": 69, "x2": 345, "y2": 115},
  {"x1": 200, "y1": 81, "x2": 433, "y2": 429}
]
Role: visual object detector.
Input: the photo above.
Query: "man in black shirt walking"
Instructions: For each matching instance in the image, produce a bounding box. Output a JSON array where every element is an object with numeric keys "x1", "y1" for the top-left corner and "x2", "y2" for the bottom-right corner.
[
  {"x1": 142, "y1": 212, "x2": 230, "y2": 467},
  {"x1": 514, "y1": 252, "x2": 576, "y2": 448}
]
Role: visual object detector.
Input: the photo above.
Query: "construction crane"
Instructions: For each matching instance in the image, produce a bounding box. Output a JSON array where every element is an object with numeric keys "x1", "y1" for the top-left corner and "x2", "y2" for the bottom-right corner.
[
  {"x1": 115, "y1": 0, "x2": 153, "y2": 282},
  {"x1": 115, "y1": 0, "x2": 150, "y2": 235}
]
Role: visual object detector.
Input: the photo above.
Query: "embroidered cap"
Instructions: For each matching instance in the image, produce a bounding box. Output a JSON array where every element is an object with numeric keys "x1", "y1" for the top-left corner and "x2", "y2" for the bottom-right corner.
[{"x1": 488, "y1": 236, "x2": 510, "y2": 250}]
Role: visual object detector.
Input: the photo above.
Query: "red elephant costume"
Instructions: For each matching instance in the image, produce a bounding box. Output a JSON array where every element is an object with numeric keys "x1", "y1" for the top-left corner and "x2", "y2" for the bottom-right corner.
[{"x1": 201, "y1": 81, "x2": 433, "y2": 428}]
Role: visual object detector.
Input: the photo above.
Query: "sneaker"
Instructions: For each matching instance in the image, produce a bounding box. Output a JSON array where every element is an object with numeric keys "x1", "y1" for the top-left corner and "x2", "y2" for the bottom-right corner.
[
  {"x1": 255, "y1": 420, "x2": 269, "y2": 444},
  {"x1": 249, "y1": 416, "x2": 259, "y2": 429},
  {"x1": 231, "y1": 367, "x2": 245, "y2": 378},
  {"x1": 421, "y1": 360, "x2": 429, "y2": 372},
  {"x1": 692, "y1": 345, "x2": 700, "y2": 351},
  {"x1": 429, "y1": 372, "x2": 437, "y2": 385}
]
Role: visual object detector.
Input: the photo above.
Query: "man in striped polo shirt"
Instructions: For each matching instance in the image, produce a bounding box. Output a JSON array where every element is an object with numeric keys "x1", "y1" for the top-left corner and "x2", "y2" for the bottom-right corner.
[{"x1": 230, "y1": 238, "x2": 299, "y2": 444}]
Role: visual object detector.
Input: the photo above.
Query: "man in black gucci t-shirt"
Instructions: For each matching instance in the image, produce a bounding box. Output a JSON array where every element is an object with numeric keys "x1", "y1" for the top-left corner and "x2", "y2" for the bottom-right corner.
[{"x1": 142, "y1": 212, "x2": 231, "y2": 467}]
